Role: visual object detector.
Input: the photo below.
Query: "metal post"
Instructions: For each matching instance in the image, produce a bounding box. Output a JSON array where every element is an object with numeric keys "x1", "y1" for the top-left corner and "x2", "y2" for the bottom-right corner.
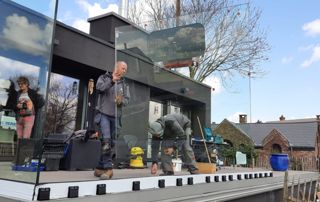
[
  {"x1": 302, "y1": 179, "x2": 306, "y2": 202},
  {"x1": 283, "y1": 170, "x2": 288, "y2": 202},
  {"x1": 297, "y1": 177, "x2": 300, "y2": 201},
  {"x1": 290, "y1": 176, "x2": 294, "y2": 201},
  {"x1": 307, "y1": 179, "x2": 312, "y2": 202}
]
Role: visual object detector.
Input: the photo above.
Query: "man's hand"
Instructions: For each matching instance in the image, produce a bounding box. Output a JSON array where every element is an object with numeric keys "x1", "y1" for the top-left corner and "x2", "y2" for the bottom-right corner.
[
  {"x1": 115, "y1": 95, "x2": 123, "y2": 105},
  {"x1": 151, "y1": 163, "x2": 158, "y2": 175},
  {"x1": 112, "y1": 72, "x2": 121, "y2": 82}
]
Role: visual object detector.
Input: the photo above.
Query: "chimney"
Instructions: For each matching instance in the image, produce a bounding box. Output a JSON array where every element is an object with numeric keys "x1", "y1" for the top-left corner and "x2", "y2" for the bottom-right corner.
[
  {"x1": 88, "y1": 12, "x2": 131, "y2": 44},
  {"x1": 279, "y1": 115, "x2": 285, "y2": 121},
  {"x1": 239, "y1": 114, "x2": 247, "y2": 124},
  {"x1": 316, "y1": 115, "x2": 320, "y2": 120}
]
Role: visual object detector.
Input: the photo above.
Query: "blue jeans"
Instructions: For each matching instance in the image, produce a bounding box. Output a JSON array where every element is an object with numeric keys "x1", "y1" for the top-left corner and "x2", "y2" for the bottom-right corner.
[{"x1": 96, "y1": 113, "x2": 115, "y2": 169}]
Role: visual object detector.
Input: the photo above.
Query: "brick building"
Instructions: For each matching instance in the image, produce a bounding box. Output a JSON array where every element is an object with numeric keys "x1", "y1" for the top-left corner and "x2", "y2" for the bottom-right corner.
[{"x1": 212, "y1": 115, "x2": 320, "y2": 170}]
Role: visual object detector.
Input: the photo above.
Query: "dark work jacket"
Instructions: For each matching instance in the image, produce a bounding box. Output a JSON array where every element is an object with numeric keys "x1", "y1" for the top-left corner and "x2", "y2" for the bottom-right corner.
[{"x1": 157, "y1": 113, "x2": 191, "y2": 140}]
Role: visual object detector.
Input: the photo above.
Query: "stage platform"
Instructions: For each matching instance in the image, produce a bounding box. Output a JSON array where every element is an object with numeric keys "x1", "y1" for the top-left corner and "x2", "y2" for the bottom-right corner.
[{"x1": 0, "y1": 165, "x2": 318, "y2": 201}]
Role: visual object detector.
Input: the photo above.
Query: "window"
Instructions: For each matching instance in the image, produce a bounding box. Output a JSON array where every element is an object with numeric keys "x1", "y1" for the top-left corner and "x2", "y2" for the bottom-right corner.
[{"x1": 272, "y1": 144, "x2": 282, "y2": 153}]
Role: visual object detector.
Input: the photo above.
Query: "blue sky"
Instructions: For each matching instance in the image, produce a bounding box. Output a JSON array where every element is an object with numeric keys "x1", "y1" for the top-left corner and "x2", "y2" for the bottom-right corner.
[
  {"x1": 54, "y1": 0, "x2": 320, "y2": 123},
  {"x1": 246, "y1": 1, "x2": 320, "y2": 123}
]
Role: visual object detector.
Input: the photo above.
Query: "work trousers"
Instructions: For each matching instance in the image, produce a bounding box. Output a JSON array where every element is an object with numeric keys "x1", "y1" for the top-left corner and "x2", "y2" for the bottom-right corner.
[
  {"x1": 153, "y1": 135, "x2": 198, "y2": 173},
  {"x1": 95, "y1": 113, "x2": 115, "y2": 169}
]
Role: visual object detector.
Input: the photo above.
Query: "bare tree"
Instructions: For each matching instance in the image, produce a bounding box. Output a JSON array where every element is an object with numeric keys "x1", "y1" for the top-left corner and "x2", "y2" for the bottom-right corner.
[
  {"x1": 44, "y1": 76, "x2": 78, "y2": 135},
  {"x1": 126, "y1": 0, "x2": 269, "y2": 84}
]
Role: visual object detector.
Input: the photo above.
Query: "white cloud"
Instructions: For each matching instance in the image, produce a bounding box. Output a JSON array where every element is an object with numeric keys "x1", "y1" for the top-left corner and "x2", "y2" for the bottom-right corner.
[
  {"x1": 0, "y1": 14, "x2": 53, "y2": 56},
  {"x1": 69, "y1": 1, "x2": 119, "y2": 33},
  {"x1": 227, "y1": 112, "x2": 246, "y2": 123},
  {"x1": 0, "y1": 79, "x2": 11, "y2": 89},
  {"x1": 77, "y1": 0, "x2": 118, "y2": 18},
  {"x1": 203, "y1": 76, "x2": 222, "y2": 94},
  {"x1": 281, "y1": 56, "x2": 293, "y2": 64},
  {"x1": 0, "y1": 56, "x2": 40, "y2": 77},
  {"x1": 72, "y1": 19, "x2": 90, "y2": 33},
  {"x1": 301, "y1": 45, "x2": 320, "y2": 67},
  {"x1": 298, "y1": 44, "x2": 314, "y2": 52},
  {"x1": 303, "y1": 19, "x2": 320, "y2": 36}
]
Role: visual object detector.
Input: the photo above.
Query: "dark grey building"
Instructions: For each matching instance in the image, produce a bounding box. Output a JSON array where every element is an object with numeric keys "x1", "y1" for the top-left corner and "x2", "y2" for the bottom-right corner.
[{"x1": 52, "y1": 12, "x2": 211, "y2": 162}]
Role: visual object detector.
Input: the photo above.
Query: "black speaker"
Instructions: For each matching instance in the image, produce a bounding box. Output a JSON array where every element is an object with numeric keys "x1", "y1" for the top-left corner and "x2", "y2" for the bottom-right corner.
[{"x1": 60, "y1": 138, "x2": 101, "y2": 170}]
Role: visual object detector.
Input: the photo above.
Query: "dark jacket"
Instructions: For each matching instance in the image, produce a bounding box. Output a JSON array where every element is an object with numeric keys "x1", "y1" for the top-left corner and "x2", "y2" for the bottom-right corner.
[
  {"x1": 157, "y1": 113, "x2": 191, "y2": 140},
  {"x1": 95, "y1": 72, "x2": 130, "y2": 117},
  {"x1": 14, "y1": 88, "x2": 45, "y2": 116}
]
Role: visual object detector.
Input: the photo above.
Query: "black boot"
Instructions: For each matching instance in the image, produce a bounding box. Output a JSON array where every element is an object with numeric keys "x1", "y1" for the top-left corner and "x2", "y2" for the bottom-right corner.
[{"x1": 160, "y1": 171, "x2": 174, "y2": 176}]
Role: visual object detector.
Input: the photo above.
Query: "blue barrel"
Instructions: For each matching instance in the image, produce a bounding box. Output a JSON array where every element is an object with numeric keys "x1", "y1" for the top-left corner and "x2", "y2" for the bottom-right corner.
[{"x1": 269, "y1": 154, "x2": 289, "y2": 171}]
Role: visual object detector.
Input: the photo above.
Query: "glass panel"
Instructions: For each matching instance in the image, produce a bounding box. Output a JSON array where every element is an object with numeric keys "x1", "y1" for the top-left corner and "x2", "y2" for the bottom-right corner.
[
  {"x1": 44, "y1": 73, "x2": 79, "y2": 135},
  {"x1": 115, "y1": 13, "x2": 210, "y2": 176},
  {"x1": 0, "y1": 0, "x2": 57, "y2": 184}
]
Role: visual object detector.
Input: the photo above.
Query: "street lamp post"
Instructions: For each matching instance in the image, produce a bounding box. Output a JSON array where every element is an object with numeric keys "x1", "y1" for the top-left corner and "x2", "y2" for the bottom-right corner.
[{"x1": 248, "y1": 67, "x2": 252, "y2": 123}]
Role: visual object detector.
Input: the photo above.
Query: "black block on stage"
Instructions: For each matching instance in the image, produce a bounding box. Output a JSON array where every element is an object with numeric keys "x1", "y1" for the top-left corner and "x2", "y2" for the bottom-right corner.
[
  {"x1": 96, "y1": 184, "x2": 106, "y2": 195},
  {"x1": 264, "y1": 173, "x2": 269, "y2": 177},
  {"x1": 222, "y1": 175, "x2": 226, "y2": 181},
  {"x1": 132, "y1": 181, "x2": 140, "y2": 191},
  {"x1": 158, "y1": 179, "x2": 165, "y2": 188},
  {"x1": 214, "y1": 176, "x2": 219, "y2": 182},
  {"x1": 68, "y1": 186, "x2": 79, "y2": 198},
  {"x1": 270, "y1": 172, "x2": 273, "y2": 177},
  {"x1": 254, "y1": 173, "x2": 258, "y2": 178},
  {"x1": 187, "y1": 177, "x2": 193, "y2": 185},
  {"x1": 176, "y1": 178, "x2": 183, "y2": 186},
  {"x1": 259, "y1": 173, "x2": 263, "y2": 178},
  {"x1": 244, "y1": 174, "x2": 249, "y2": 179},
  {"x1": 237, "y1": 174, "x2": 242, "y2": 180},
  {"x1": 206, "y1": 176, "x2": 211, "y2": 183},
  {"x1": 37, "y1": 188, "x2": 50, "y2": 201},
  {"x1": 228, "y1": 175, "x2": 233, "y2": 181},
  {"x1": 60, "y1": 138, "x2": 101, "y2": 170}
]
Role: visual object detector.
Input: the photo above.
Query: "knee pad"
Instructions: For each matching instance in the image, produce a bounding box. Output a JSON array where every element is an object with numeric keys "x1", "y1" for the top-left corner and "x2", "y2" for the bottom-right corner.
[{"x1": 102, "y1": 142, "x2": 111, "y2": 155}]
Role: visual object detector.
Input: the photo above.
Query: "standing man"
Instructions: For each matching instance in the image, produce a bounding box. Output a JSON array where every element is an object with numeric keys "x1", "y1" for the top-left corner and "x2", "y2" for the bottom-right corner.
[
  {"x1": 149, "y1": 113, "x2": 199, "y2": 175},
  {"x1": 94, "y1": 61, "x2": 130, "y2": 180}
]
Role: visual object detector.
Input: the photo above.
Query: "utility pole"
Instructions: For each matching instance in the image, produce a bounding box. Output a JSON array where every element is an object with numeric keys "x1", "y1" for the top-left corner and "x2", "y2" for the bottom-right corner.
[
  {"x1": 248, "y1": 67, "x2": 252, "y2": 123},
  {"x1": 176, "y1": 0, "x2": 181, "y2": 26}
]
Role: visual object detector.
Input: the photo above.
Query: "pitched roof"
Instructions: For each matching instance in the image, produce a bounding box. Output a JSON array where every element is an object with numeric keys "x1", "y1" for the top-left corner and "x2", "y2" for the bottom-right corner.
[{"x1": 213, "y1": 120, "x2": 318, "y2": 148}]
